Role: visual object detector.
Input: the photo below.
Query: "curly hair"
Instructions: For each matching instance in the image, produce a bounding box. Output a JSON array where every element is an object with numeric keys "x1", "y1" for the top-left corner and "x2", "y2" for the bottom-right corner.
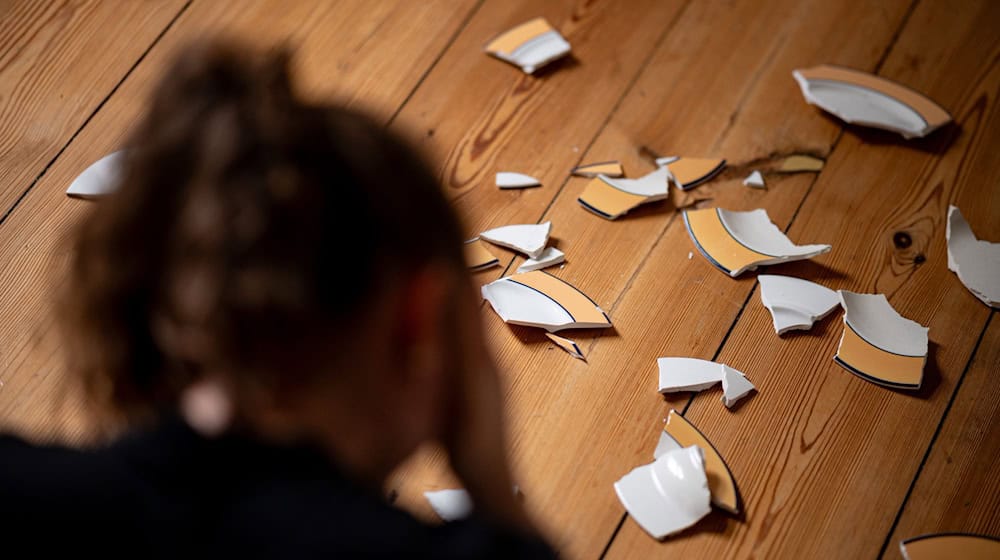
[{"x1": 60, "y1": 40, "x2": 465, "y2": 426}]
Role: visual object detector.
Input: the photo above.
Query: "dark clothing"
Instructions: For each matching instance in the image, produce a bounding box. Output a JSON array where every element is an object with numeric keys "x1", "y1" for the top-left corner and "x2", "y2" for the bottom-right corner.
[{"x1": 0, "y1": 418, "x2": 555, "y2": 558}]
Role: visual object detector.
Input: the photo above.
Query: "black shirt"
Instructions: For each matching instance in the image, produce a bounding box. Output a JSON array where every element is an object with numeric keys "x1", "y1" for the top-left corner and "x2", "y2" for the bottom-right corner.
[{"x1": 0, "y1": 417, "x2": 555, "y2": 558}]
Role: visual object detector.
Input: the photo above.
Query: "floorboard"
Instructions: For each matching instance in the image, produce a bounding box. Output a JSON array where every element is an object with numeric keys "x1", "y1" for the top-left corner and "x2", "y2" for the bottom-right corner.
[{"x1": 0, "y1": 0, "x2": 186, "y2": 217}]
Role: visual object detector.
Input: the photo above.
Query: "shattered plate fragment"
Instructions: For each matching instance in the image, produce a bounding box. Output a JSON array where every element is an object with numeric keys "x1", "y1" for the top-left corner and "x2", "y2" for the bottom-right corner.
[
  {"x1": 779, "y1": 154, "x2": 825, "y2": 172},
  {"x1": 793, "y1": 64, "x2": 951, "y2": 139},
  {"x1": 484, "y1": 17, "x2": 571, "y2": 74},
  {"x1": 743, "y1": 170, "x2": 765, "y2": 188},
  {"x1": 900, "y1": 533, "x2": 1000, "y2": 560},
  {"x1": 577, "y1": 166, "x2": 670, "y2": 220},
  {"x1": 835, "y1": 291, "x2": 928, "y2": 390},
  {"x1": 947, "y1": 205, "x2": 1000, "y2": 308},
  {"x1": 657, "y1": 357, "x2": 755, "y2": 408},
  {"x1": 424, "y1": 489, "x2": 473, "y2": 522},
  {"x1": 683, "y1": 208, "x2": 831, "y2": 277},
  {"x1": 66, "y1": 150, "x2": 124, "y2": 199},
  {"x1": 496, "y1": 172, "x2": 541, "y2": 189},
  {"x1": 517, "y1": 246, "x2": 564, "y2": 273},
  {"x1": 571, "y1": 160, "x2": 624, "y2": 178},
  {"x1": 758, "y1": 274, "x2": 840, "y2": 334},
  {"x1": 481, "y1": 270, "x2": 610, "y2": 332},
  {"x1": 545, "y1": 332, "x2": 585, "y2": 360},
  {"x1": 480, "y1": 222, "x2": 551, "y2": 259},
  {"x1": 654, "y1": 156, "x2": 679, "y2": 167},
  {"x1": 463, "y1": 238, "x2": 500, "y2": 271},
  {"x1": 614, "y1": 445, "x2": 711, "y2": 540},
  {"x1": 663, "y1": 157, "x2": 726, "y2": 191},
  {"x1": 654, "y1": 409, "x2": 741, "y2": 514}
]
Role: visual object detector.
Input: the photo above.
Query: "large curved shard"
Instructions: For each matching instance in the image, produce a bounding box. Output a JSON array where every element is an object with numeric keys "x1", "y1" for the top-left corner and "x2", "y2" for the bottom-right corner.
[
  {"x1": 835, "y1": 291, "x2": 928, "y2": 390},
  {"x1": 481, "y1": 270, "x2": 610, "y2": 332},
  {"x1": 793, "y1": 65, "x2": 951, "y2": 139}
]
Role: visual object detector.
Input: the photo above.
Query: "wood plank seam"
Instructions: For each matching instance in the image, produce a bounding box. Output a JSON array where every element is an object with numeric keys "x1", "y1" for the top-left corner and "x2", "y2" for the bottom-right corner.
[
  {"x1": 0, "y1": 0, "x2": 193, "y2": 230},
  {"x1": 875, "y1": 311, "x2": 995, "y2": 559},
  {"x1": 385, "y1": 0, "x2": 486, "y2": 128}
]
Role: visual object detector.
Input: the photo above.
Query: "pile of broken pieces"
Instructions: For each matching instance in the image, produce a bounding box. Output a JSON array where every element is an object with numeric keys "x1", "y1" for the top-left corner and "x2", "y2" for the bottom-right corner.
[{"x1": 63, "y1": 16, "x2": 999, "y2": 548}]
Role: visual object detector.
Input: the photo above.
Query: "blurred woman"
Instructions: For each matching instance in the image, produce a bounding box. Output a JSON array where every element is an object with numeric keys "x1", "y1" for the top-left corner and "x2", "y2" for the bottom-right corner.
[{"x1": 0, "y1": 41, "x2": 552, "y2": 558}]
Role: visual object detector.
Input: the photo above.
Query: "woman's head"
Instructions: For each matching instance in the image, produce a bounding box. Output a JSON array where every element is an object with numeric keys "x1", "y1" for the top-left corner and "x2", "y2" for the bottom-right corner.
[{"x1": 63, "y1": 41, "x2": 472, "y2": 458}]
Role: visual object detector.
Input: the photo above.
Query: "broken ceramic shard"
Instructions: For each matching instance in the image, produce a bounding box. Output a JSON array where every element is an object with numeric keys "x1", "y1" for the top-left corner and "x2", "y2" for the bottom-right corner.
[
  {"x1": 743, "y1": 170, "x2": 765, "y2": 188},
  {"x1": 835, "y1": 291, "x2": 928, "y2": 390},
  {"x1": 481, "y1": 270, "x2": 610, "y2": 332},
  {"x1": 480, "y1": 221, "x2": 551, "y2": 259},
  {"x1": 779, "y1": 154, "x2": 824, "y2": 172},
  {"x1": 684, "y1": 208, "x2": 831, "y2": 277},
  {"x1": 947, "y1": 205, "x2": 1000, "y2": 308},
  {"x1": 654, "y1": 156, "x2": 679, "y2": 166},
  {"x1": 657, "y1": 357, "x2": 755, "y2": 408},
  {"x1": 463, "y1": 238, "x2": 500, "y2": 271},
  {"x1": 900, "y1": 533, "x2": 1000, "y2": 560},
  {"x1": 758, "y1": 274, "x2": 840, "y2": 334},
  {"x1": 496, "y1": 171, "x2": 541, "y2": 189},
  {"x1": 483, "y1": 17, "x2": 571, "y2": 74},
  {"x1": 517, "y1": 246, "x2": 564, "y2": 273},
  {"x1": 654, "y1": 409, "x2": 741, "y2": 514},
  {"x1": 614, "y1": 445, "x2": 711, "y2": 540},
  {"x1": 571, "y1": 160, "x2": 624, "y2": 178},
  {"x1": 793, "y1": 65, "x2": 951, "y2": 139},
  {"x1": 66, "y1": 150, "x2": 124, "y2": 199},
  {"x1": 545, "y1": 332, "x2": 585, "y2": 360},
  {"x1": 424, "y1": 489, "x2": 473, "y2": 522},
  {"x1": 657, "y1": 357, "x2": 723, "y2": 393},
  {"x1": 663, "y1": 157, "x2": 726, "y2": 191},
  {"x1": 720, "y1": 366, "x2": 755, "y2": 408},
  {"x1": 577, "y1": 166, "x2": 670, "y2": 220}
]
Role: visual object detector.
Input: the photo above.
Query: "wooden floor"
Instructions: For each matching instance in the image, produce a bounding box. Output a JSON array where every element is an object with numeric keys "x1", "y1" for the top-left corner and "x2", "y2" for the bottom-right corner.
[{"x1": 1, "y1": 1, "x2": 997, "y2": 557}]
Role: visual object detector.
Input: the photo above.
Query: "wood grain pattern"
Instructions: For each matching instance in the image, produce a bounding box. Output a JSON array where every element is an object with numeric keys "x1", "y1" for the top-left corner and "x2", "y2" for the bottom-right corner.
[
  {"x1": 0, "y1": 0, "x2": 478, "y2": 443},
  {"x1": 883, "y1": 315, "x2": 1000, "y2": 557},
  {"x1": 389, "y1": 0, "x2": 687, "y2": 237},
  {"x1": 0, "y1": 0, "x2": 186, "y2": 217},
  {"x1": 1, "y1": 0, "x2": 998, "y2": 557},
  {"x1": 607, "y1": 0, "x2": 1000, "y2": 556},
  {"x1": 388, "y1": 0, "x2": 919, "y2": 557}
]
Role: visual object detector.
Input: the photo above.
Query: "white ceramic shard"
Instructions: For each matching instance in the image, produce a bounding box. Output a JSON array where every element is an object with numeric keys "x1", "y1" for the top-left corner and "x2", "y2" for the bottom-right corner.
[
  {"x1": 66, "y1": 150, "x2": 124, "y2": 199},
  {"x1": 614, "y1": 446, "x2": 711, "y2": 540},
  {"x1": 481, "y1": 270, "x2": 611, "y2": 332},
  {"x1": 743, "y1": 170, "x2": 765, "y2": 188},
  {"x1": 758, "y1": 274, "x2": 840, "y2": 334},
  {"x1": 496, "y1": 171, "x2": 541, "y2": 189},
  {"x1": 480, "y1": 221, "x2": 551, "y2": 259},
  {"x1": 484, "y1": 18, "x2": 571, "y2": 74},
  {"x1": 517, "y1": 246, "x2": 565, "y2": 273},
  {"x1": 720, "y1": 365, "x2": 755, "y2": 408},
  {"x1": 947, "y1": 205, "x2": 1000, "y2": 308},
  {"x1": 424, "y1": 489, "x2": 473, "y2": 522},
  {"x1": 546, "y1": 332, "x2": 585, "y2": 360},
  {"x1": 793, "y1": 65, "x2": 951, "y2": 139},
  {"x1": 835, "y1": 291, "x2": 928, "y2": 390},
  {"x1": 657, "y1": 358, "x2": 755, "y2": 408},
  {"x1": 577, "y1": 166, "x2": 671, "y2": 220},
  {"x1": 654, "y1": 156, "x2": 679, "y2": 166},
  {"x1": 684, "y1": 208, "x2": 832, "y2": 276},
  {"x1": 657, "y1": 357, "x2": 724, "y2": 393},
  {"x1": 655, "y1": 410, "x2": 742, "y2": 514},
  {"x1": 664, "y1": 157, "x2": 727, "y2": 191},
  {"x1": 602, "y1": 166, "x2": 671, "y2": 198}
]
